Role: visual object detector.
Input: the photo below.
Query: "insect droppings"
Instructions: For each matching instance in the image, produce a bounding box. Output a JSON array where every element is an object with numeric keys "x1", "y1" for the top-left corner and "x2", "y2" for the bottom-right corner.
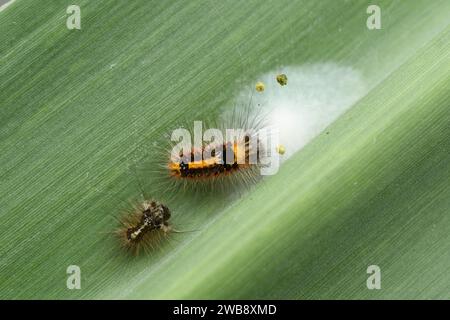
[
  {"x1": 276, "y1": 144, "x2": 286, "y2": 155},
  {"x1": 276, "y1": 74, "x2": 288, "y2": 86},
  {"x1": 255, "y1": 81, "x2": 265, "y2": 92}
]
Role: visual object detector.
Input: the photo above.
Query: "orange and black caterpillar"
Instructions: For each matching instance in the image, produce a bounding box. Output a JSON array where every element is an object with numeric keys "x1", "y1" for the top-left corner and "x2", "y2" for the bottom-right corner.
[
  {"x1": 137, "y1": 99, "x2": 269, "y2": 193},
  {"x1": 160, "y1": 102, "x2": 270, "y2": 193},
  {"x1": 168, "y1": 135, "x2": 258, "y2": 179},
  {"x1": 116, "y1": 200, "x2": 172, "y2": 255}
]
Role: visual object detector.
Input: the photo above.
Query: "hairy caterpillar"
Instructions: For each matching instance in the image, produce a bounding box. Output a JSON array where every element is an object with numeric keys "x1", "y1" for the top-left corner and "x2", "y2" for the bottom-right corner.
[
  {"x1": 160, "y1": 100, "x2": 276, "y2": 193},
  {"x1": 168, "y1": 133, "x2": 258, "y2": 179},
  {"x1": 115, "y1": 199, "x2": 173, "y2": 255}
]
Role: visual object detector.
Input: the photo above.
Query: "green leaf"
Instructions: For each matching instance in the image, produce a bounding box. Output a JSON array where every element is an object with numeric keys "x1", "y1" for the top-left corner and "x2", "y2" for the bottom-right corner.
[{"x1": 0, "y1": 0, "x2": 449, "y2": 299}]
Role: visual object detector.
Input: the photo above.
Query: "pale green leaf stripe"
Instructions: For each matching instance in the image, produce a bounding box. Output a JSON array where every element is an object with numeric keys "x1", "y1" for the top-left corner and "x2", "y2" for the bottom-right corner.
[{"x1": 128, "y1": 26, "x2": 449, "y2": 299}]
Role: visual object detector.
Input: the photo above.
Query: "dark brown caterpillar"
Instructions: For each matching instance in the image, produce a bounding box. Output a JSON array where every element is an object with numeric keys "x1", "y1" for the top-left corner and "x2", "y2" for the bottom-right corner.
[{"x1": 115, "y1": 200, "x2": 172, "y2": 255}]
